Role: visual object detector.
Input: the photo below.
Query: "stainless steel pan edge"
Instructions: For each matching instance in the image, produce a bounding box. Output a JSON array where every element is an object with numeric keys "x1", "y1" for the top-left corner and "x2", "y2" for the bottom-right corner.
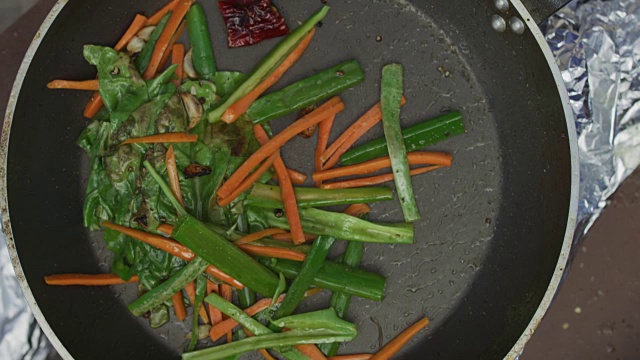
[{"x1": 0, "y1": 0, "x2": 579, "y2": 359}]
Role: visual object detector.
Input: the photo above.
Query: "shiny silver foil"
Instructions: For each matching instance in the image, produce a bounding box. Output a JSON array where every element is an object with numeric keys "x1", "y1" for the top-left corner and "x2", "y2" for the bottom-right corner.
[
  {"x1": 1, "y1": 0, "x2": 639, "y2": 359},
  {"x1": 543, "y1": 0, "x2": 640, "y2": 240}
]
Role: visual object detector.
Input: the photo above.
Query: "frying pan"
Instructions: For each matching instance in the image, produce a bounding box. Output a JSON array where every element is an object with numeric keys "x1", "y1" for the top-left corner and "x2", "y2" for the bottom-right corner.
[{"x1": 1, "y1": 0, "x2": 578, "y2": 359}]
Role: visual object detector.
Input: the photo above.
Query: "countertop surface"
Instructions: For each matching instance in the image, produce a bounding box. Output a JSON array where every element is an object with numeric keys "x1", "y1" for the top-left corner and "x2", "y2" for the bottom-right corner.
[{"x1": 1, "y1": 1, "x2": 638, "y2": 359}]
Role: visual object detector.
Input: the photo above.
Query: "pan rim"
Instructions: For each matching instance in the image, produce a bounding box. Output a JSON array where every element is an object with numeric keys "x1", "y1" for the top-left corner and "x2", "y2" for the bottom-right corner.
[{"x1": 0, "y1": 1, "x2": 579, "y2": 359}]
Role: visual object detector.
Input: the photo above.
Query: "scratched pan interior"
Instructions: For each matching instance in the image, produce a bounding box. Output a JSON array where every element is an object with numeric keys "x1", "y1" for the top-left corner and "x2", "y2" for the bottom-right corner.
[{"x1": 5, "y1": 0, "x2": 571, "y2": 359}]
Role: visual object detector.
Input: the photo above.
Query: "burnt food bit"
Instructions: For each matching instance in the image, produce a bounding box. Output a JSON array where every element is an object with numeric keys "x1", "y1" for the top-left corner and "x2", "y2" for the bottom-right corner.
[
  {"x1": 297, "y1": 105, "x2": 319, "y2": 138},
  {"x1": 274, "y1": 208, "x2": 285, "y2": 218},
  {"x1": 218, "y1": 0, "x2": 290, "y2": 48},
  {"x1": 184, "y1": 164, "x2": 213, "y2": 178}
]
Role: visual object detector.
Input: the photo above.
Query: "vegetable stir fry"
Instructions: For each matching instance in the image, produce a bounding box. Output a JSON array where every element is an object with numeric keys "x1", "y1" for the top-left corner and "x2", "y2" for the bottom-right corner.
[{"x1": 46, "y1": 1, "x2": 466, "y2": 358}]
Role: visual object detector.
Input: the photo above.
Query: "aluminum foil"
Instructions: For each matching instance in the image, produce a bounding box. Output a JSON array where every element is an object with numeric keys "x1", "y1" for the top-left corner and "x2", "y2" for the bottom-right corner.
[
  {"x1": 543, "y1": 0, "x2": 640, "y2": 241},
  {"x1": 1, "y1": 0, "x2": 640, "y2": 359}
]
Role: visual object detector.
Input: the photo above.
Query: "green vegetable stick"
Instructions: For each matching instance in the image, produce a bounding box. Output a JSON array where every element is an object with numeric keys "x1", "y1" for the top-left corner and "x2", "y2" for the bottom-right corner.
[
  {"x1": 207, "y1": 6, "x2": 330, "y2": 123},
  {"x1": 246, "y1": 59, "x2": 364, "y2": 124},
  {"x1": 143, "y1": 160, "x2": 187, "y2": 217},
  {"x1": 135, "y1": 12, "x2": 171, "y2": 73},
  {"x1": 247, "y1": 183, "x2": 392, "y2": 208},
  {"x1": 186, "y1": 4, "x2": 217, "y2": 80},
  {"x1": 262, "y1": 258, "x2": 386, "y2": 301},
  {"x1": 246, "y1": 202, "x2": 414, "y2": 244},
  {"x1": 381, "y1": 64, "x2": 420, "y2": 222},
  {"x1": 172, "y1": 214, "x2": 280, "y2": 297},
  {"x1": 273, "y1": 235, "x2": 336, "y2": 320},
  {"x1": 237, "y1": 287, "x2": 256, "y2": 309},
  {"x1": 340, "y1": 111, "x2": 465, "y2": 165},
  {"x1": 129, "y1": 257, "x2": 209, "y2": 316},
  {"x1": 189, "y1": 275, "x2": 208, "y2": 351}
]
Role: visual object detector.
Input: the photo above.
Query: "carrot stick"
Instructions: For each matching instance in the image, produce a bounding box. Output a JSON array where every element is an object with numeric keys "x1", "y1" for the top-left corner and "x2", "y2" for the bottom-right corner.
[
  {"x1": 147, "y1": 0, "x2": 179, "y2": 26},
  {"x1": 218, "y1": 97, "x2": 345, "y2": 199},
  {"x1": 217, "y1": 152, "x2": 279, "y2": 206},
  {"x1": 344, "y1": 203, "x2": 371, "y2": 217},
  {"x1": 313, "y1": 151, "x2": 452, "y2": 182},
  {"x1": 328, "y1": 355, "x2": 372, "y2": 360},
  {"x1": 370, "y1": 317, "x2": 430, "y2": 360},
  {"x1": 209, "y1": 296, "x2": 283, "y2": 341},
  {"x1": 186, "y1": 281, "x2": 210, "y2": 324},
  {"x1": 47, "y1": 79, "x2": 99, "y2": 91},
  {"x1": 221, "y1": 29, "x2": 317, "y2": 123},
  {"x1": 157, "y1": 223, "x2": 174, "y2": 235},
  {"x1": 315, "y1": 115, "x2": 336, "y2": 185},
  {"x1": 220, "y1": 284, "x2": 234, "y2": 343},
  {"x1": 101, "y1": 222, "x2": 244, "y2": 289},
  {"x1": 172, "y1": 291, "x2": 188, "y2": 321},
  {"x1": 114, "y1": 14, "x2": 148, "y2": 51},
  {"x1": 253, "y1": 125, "x2": 305, "y2": 245},
  {"x1": 234, "y1": 228, "x2": 288, "y2": 245},
  {"x1": 159, "y1": 21, "x2": 186, "y2": 70},
  {"x1": 206, "y1": 281, "x2": 223, "y2": 328},
  {"x1": 44, "y1": 273, "x2": 139, "y2": 286},
  {"x1": 321, "y1": 165, "x2": 444, "y2": 190},
  {"x1": 165, "y1": 145, "x2": 185, "y2": 208},
  {"x1": 144, "y1": 0, "x2": 193, "y2": 79},
  {"x1": 83, "y1": 92, "x2": 104, "y2": 119},
  {"x1": 322, "y1": 97, "x2": 407, "y2": 169},
  {"x1": 238, "y1": 244, "x2": 306, "y2": 262},
  {"x1": 271, "y1": 233, "x2": 316, "y2": 242},
  {"x1": 172, "y1": 43, "x2": 185, "y2": 87},
  {"x1": 285, "y1": 168, "x2": 307, "y2": 185},
  {"x1": 258, "y1": 349, "x2": 276, "y2": 360},
  {"x1": 296, "y1": 344, "x2": 328, "y2": 360},
  {"x1": 121, "y1": 132, "x2": 198, "y2": 145}
]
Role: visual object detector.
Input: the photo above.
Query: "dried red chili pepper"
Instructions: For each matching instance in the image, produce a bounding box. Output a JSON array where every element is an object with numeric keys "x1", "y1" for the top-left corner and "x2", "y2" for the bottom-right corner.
[{"x1": 217, "y1": 0, "x2": 290, "y2": 48}]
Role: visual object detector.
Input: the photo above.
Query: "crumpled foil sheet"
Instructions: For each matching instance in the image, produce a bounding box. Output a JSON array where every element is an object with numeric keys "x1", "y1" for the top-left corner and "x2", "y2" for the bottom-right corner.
[
  {"x1": 2, "y1": 0, "x2": 640, "y2": 359},
  {"x1": 543, "y1": 0, "x2": 640, "y2": 241}
]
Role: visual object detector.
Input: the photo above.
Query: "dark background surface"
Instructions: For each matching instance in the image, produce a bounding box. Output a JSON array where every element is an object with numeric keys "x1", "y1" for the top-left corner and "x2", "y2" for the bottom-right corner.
[{"x1": 0, "y1": 1, "x2": 638, "y2": 359}]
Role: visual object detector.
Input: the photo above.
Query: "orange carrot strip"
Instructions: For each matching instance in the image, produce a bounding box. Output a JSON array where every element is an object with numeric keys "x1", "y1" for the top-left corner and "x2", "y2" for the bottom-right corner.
[
  {"x1": 218, "y1": 97, "x2": 344, "y2": 199},
  {"x1": 186, "y1": 281, "x2": 210, "y2": 324},
  {"x1": 83, "y1": 92, "x2": 104, "y2": 119},
  {"x1": 217, "y1": 152, "x2": 279, "y2": 206},
  {"x1": 220, "y1": 284, "x2": 234, "y2": 343},
  {"x1": 238, "y1": 244, "x2": 306, "y2": 262},
  {"x1": 172, "y1": 291, "x2": 188, "y2": 321},
  {"x1": 47, "y1": 79, "x2": 99, "y2": 91},
  {"x1": 144, "y1": 0, "x2": 193, "y2": 79},
  {"x1": 221, "y1": 29, "x2": 316, "y2": 123},
  {"x1": 271, "y1": 233, "x2": 316, "y2": 242},
  {"x1": 157, "y1": 223, "x2": 174, "y2": 235},
  {"x1": 344, "y1": 203, "x2": 372, "y2": 217},
  {"x1": 147, "y1": 0, "x2": 179, "y2": 26},
  {"x1": 296, "y1": 345, "x2": 328, "y2": 360},
  {"x1": 159, "y1": 21, "x2": 186, "y2": 69},
  {"x1": 313, "y1": 151, "x2": 452, "y2": 182},
  {"x1": 321, "y1": 165, "x2": 444, "y2": 190},
  {"x1": 44, "y1": 273, "x2": 139, "y2": 286},
  {"x1": 321, "y1": 97, "x2": 407, "y2": 168},
  {"x1": 114, "y1": 14, "x2": 148, "y2": 51},
  {"x1": 102, "y1": 222, "x2": 244, "y2": 289},
  {"x1": 328, "y1": 355, "x2": 372, "y2": 360},
  {"x1": 370, "y1": 317, "x2": 430, "y2": 360},
  {"x1": 206, "y1": 281, "x2": 223, "y2": 328},
  {"x1": 172, "y1": 43, "x2": 185, "y2": 87},
  {"x1": 258, "y1": 349, "x2": 276, "y2": 360},
  {"x1": 315, "y1": 115, "x2": 336, "y2": 185},
  {"x1": 286, "y1": 168, "x2": 307, "y2": 185},
  {"x1": 165, "y1": 145, "x2": 185, "y2": 208},
  {"x1": 234, "y1": 228, "x2": 288, "y2": 245},
  {"x1": 121, "y1": 132, "x2": 198, "y2": 145},
  {"x1": 253, "y1": 125, "x2": 305, "y2": 244}
]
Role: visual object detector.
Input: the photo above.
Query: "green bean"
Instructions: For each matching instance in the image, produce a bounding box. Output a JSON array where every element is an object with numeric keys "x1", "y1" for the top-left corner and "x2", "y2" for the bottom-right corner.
[
  {"x1": 340, "y1": 111, "x2": 465, "y2": 165},
  {"x1": 246, "y1": 59, "x2": 364, "y2": 124},
  {"x1": 247, "y1": 183, "x2": 392, "y2": 208},
  {"x1": 381, "y1": 64, "x2": 420, "y2": 222},
  {"x1": 135, "y1": 12, "x2": 171, "y2": 74},
  {"x1": 186, "y1": 3, "x2": 216, "y2": 80},
  {"x1": 189, "y1": 275, "x2": 208, "y2": 351}
]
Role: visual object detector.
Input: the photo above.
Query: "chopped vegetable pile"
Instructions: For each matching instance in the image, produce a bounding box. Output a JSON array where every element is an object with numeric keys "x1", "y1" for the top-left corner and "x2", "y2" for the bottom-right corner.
[{"x1": 46, "y1": 1, "x2": 466, "y2": 358}]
